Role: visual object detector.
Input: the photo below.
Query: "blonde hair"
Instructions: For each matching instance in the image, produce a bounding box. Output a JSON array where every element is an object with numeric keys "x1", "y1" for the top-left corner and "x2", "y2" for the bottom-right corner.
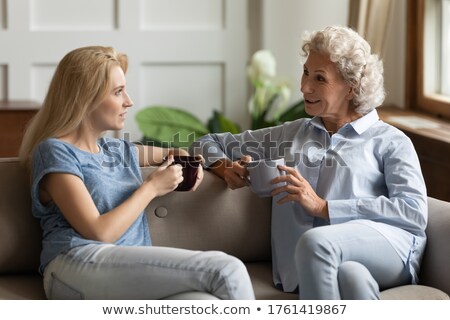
[
  {"x1": 19, "y1": 46, "x2": 128, "y2": 170},
  {"x1": 301, "y1": 26, "x2": 385, "y2": 114}
]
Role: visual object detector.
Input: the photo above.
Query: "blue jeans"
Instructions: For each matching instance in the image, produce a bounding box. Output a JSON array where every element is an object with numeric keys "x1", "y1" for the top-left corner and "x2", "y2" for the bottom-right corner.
[
  {"x1": 295, "y1": 222, "x2": 412, "y2": 299},
  {"x1": 43, "y1": 244, "x2": 255, "y2": 300}
]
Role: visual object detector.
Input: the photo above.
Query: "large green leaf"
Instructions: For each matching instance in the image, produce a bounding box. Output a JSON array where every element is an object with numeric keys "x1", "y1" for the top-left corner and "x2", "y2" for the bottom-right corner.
[
  {"x1": 135, "y1": 106, "x2": 209, "y2": 149},
  {"x1": 278, "y1": 99, "x2": 308, "y2": 123},
  {"x1": 251, "y1": 100, "x2": 307, "y2": 130},
  {"x1": 207, "y1": 110, "x2": 241, "y2": 134}
]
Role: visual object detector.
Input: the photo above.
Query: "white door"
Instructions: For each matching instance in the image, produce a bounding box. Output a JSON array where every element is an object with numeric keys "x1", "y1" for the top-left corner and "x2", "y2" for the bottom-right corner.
[{"x1": 0, "y1": 0, "x2": 249, "y2": 141}]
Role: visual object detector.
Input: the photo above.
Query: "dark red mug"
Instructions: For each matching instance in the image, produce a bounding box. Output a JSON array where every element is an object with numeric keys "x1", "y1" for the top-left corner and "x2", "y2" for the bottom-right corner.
[{"x1": 170, "y1": 156, "x2": 202, "y2": 191}]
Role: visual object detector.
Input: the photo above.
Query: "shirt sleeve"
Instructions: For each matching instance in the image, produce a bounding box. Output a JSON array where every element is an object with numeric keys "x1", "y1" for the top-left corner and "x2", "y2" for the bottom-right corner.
[
  {"x1": 31, "y1": 140, "x2": 83, "y2": 215},
  {"x1": 189, "y1": 123, "x2": 295, "y2": 167},
  {"x1": 328, "y1": 137, "x2": 428, "y2": 236}
]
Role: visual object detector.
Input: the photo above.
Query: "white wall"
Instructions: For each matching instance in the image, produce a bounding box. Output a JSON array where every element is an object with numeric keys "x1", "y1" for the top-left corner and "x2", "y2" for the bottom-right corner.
[
  {"x1": 0, "y1": 0, "x2": 249, "y2": 140},
  {"x1": 259, "y1": 0, "x2": 350, "y2": 104},
  {"x1": 256, "y1": 0, "x2": 405, "y2": 108},
  {"x1": 0, "y1": 0, "x2": 407, "y2": 141}
]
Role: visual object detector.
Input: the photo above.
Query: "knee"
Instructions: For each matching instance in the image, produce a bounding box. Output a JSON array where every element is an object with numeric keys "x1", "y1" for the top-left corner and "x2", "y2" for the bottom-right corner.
[
  {"x1": 208, "y1": 252, "x2": 255, "y2": 299},
  {"x1": 338, "y1": 261, "x2": 372, "y2": 284},
  {"x1": 295, "y1": 227, "x2": 332, "y2": 261},
  {"x1": 338, "y1": 261, "x2": 379, "y2": 299},
  {"x1": 221, "y1": 254, "x2": 248, "y2": 275},
  {"x1": 206, "y1": 251, "x2": 249, "y2": 281}
]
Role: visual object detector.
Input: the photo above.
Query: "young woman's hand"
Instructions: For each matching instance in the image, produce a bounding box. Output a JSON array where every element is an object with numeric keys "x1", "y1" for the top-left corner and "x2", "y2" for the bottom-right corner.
[
  {"x1": 190, "y1": 155, "x2": 205, "y2": 191},
  {"x1": 144, "y1": 155, "x2": 183, "y2": 197}
]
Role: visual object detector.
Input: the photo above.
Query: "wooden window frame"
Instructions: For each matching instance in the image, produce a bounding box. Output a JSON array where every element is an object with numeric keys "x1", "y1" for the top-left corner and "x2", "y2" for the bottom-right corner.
[{"x1": 406, "y1": 0, "x2": 450, "y2": 120}]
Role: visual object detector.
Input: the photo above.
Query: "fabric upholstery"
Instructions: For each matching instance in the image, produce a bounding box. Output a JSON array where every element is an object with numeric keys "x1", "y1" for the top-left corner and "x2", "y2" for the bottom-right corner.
[
  {"x1": 380, "y1": 285, "x2": 449, "y2": 300},
  {"x1": 0, "y1": 275, "x2": 45, "y2": 299},
  {"x1": 144, "y1": 167, "x2": 272, "y2": 262},
  {"x1": 0, "y1": 158, "x2": 41, "y2": 274},
  {"x1": 419, "y1": 197, "x2": 450, "y2": 295},
  {"x1": 1, "y1": 158, "x2": 449, "y2": 300}
]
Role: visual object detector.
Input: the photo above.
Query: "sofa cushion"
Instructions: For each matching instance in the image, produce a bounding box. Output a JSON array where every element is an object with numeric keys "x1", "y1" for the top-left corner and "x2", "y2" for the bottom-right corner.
[
  {"x1": 245, "y1": 262, "x2": 450, "y2": 300},
  {"x1": 0, "y1": 274, "x2": 46, "y2": 299},
  {"x1": 380, "y1": 285, "x2": 449, "y2": 300},
  {"x1": 0, "y1": 158, "x2": 41, "y2": 274},
  {"x1": 245, "y1": 262, "x2": 297, "y2": 300},
  {"x1": 144, "y1": 168, "x2": 272, "y2": 262}
]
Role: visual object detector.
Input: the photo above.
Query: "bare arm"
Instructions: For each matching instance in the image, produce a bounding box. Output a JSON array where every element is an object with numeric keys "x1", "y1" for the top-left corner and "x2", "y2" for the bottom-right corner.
[{"x1": 40, "y1": 156, "x2": 183, "y2": 243}]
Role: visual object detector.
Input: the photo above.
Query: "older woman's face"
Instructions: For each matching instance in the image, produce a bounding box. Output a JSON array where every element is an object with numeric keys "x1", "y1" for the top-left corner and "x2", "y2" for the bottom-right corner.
[{"x1": 301, "y1": 51, "x2": 353, "y2": 120}]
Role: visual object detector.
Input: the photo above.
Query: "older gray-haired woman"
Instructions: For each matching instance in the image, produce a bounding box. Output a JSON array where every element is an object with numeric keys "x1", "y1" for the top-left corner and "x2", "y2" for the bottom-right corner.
[{"x1": 190, "y1": 25, "x2": 427, "y2": 299}]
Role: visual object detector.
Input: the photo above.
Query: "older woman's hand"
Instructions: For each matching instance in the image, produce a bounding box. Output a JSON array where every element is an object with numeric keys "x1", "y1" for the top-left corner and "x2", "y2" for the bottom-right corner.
[
  {"x1": 211, "y1": 155, "x2": 252, "y2": 190},
  {"x1": 271, "y1": 165, "x2": 329, "y2": 220}
]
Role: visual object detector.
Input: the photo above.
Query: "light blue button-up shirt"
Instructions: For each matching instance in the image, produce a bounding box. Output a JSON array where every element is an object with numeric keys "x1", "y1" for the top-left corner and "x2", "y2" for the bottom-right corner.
[{"x1": 190, "y1": 109, "x2": 427, "y2": 292}]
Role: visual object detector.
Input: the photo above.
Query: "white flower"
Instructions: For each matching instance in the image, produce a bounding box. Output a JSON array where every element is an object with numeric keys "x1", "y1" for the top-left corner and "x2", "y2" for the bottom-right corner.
[
  {"x1": 247, "y1": 50, "x2": 276, "y2": 84},
  {"x1": 264, "y1": 84, "x2": 292, "y2": 122}
]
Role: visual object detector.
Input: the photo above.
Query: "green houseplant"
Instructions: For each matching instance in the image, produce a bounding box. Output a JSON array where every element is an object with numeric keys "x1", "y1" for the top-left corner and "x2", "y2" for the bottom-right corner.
[
  {"x1": 135, "y1": 50, "x2": 307, "y2": 148},
  {"x1": 135, "y1": 107, "x2": 241, "y2": 149}
]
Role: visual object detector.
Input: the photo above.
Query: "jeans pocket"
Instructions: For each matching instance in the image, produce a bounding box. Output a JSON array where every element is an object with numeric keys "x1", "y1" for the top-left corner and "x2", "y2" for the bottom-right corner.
[{"x1": 48, "y1": 272, "x2": 83, "y2": 300}]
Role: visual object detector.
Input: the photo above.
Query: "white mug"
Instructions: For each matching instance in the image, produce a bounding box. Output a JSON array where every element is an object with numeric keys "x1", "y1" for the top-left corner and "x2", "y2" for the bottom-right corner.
[{"x1": 245, "y1": 158, "x2": 286, "y2": 197}]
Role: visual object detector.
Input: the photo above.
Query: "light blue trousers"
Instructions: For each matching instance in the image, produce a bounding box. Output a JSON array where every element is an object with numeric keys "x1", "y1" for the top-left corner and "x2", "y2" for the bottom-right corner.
[
  {"x1": 43, "y1": 244, "x2": 255, "y2": 300},
  {"x1": 295, "y1": 223, "x2": 411, "y2": 299}
]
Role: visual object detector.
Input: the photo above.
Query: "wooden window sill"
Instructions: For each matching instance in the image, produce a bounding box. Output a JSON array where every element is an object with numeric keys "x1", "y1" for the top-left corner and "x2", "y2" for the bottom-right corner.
[
  {"x1": 378, "y1": 106, "x2": 450, "y2": 144},
  {"x1": 378, "y1": 105, "x2": 450, "y2": 201}
]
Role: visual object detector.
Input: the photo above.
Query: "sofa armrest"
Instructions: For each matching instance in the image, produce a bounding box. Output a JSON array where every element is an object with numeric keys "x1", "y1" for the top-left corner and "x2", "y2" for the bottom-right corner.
[
  {"x1": 0, "y1": 158, "x2": 41, "y2": 274},
  {"x1": 419, "y1": 197, "x2": 450, "y2": 295}
]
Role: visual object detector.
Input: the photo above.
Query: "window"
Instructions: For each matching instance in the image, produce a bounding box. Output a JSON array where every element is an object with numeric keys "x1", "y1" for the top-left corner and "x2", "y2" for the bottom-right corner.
[
  {"x1": 407, "y1": 0, "x2": 450, "y2": 120},
  {"x1": 443, "y1": 0, "x2": 450, "y2": 96}
]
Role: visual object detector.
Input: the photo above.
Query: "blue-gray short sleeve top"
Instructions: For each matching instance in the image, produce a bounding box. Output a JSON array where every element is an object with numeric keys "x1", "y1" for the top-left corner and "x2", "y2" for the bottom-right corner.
[{"x1": 31, "y1": 138, "x2": 151, "y2": 273}]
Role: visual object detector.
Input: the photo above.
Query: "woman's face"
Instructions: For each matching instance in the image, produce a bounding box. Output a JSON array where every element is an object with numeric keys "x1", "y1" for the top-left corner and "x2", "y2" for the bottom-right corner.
[
  {"x1": 89, "y1": 65, "x2": 133, "y2": 132},
  {"x1": 301, "y1": 51, "x2": 354, "y2": 121}
]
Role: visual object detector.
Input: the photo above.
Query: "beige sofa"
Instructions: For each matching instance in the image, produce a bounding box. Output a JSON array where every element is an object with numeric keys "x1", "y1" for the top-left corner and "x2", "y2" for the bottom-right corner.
[{"x1": 1, "y1": 157, "x2": 449, "y2": 300}]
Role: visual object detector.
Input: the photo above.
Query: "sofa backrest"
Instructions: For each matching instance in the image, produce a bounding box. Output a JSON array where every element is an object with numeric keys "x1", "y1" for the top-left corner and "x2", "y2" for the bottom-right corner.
[
  {"x1": 0, "y1": 158, "x2": 41, "y2": 274},
  {"x1": 143, "y1": 167, "x2": 273, "y2": 262},
  {"x1": 0, "y1": 159, "x2": 272, "y2": 276}
]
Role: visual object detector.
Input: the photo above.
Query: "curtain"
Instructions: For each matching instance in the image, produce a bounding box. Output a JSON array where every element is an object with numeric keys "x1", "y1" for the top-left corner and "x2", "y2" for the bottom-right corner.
[{"x1": 348, "y1": 0, "x2": 393, "y2": 57}]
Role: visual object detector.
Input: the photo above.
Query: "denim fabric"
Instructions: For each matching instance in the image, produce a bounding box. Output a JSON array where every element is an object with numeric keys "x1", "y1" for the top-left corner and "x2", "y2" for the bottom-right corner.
[{"x1": 43, "y1": 244, "x2": 255, "y2": 300}]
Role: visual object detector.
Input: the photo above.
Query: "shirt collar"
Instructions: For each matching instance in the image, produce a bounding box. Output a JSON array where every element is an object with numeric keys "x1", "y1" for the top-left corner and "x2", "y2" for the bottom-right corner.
[
  {"x1": 349, "y1": 109, "x2": 379, "y2": 135},
  {"x1": 309, "y1": 109, "x2": 379, "y2": 135},
  {"x1": 310, "y1": 116, "x2": 327, "y2": 131}
]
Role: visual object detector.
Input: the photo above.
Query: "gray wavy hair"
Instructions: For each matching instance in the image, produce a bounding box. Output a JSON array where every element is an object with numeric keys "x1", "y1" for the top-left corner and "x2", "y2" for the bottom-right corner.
[{"x1": 301, "y1": 26, "x2": 385, "y2": 114}]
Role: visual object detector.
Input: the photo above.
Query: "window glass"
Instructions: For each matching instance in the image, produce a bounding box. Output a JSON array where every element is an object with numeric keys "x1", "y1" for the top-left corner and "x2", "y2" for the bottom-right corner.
[
  {"x1": 442, "y1": 0, "x2": 450, "y2": 96},
  {"x1": 423, "y1": 0, "x2": 441, "y2": 96},
  {"x1": 419, "y1": 0, "x2": 450, "y2": 118}
]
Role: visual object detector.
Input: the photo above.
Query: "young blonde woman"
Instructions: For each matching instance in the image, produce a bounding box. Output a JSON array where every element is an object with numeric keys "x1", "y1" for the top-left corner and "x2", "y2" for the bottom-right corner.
[{"x1": 19, "y1": 46, "x2": 255, "y2": 300}]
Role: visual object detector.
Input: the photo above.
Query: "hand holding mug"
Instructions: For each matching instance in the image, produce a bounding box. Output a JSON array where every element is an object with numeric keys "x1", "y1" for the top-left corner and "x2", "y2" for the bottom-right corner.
[
  {"x1": 245, "y1": 158, "x2": 287, "y2": 198},
  {"x1": 219, "y1": 155, "x2": 252, "y2": 190},
  {"x1": 271, "y1": 166, "x2": 329, "y2": 219}
]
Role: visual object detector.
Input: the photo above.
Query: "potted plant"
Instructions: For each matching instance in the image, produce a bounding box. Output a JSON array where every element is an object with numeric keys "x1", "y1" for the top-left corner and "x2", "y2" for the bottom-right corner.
[{"x1": 135, "y1": 50, "x2": 307, "y2": 148}]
